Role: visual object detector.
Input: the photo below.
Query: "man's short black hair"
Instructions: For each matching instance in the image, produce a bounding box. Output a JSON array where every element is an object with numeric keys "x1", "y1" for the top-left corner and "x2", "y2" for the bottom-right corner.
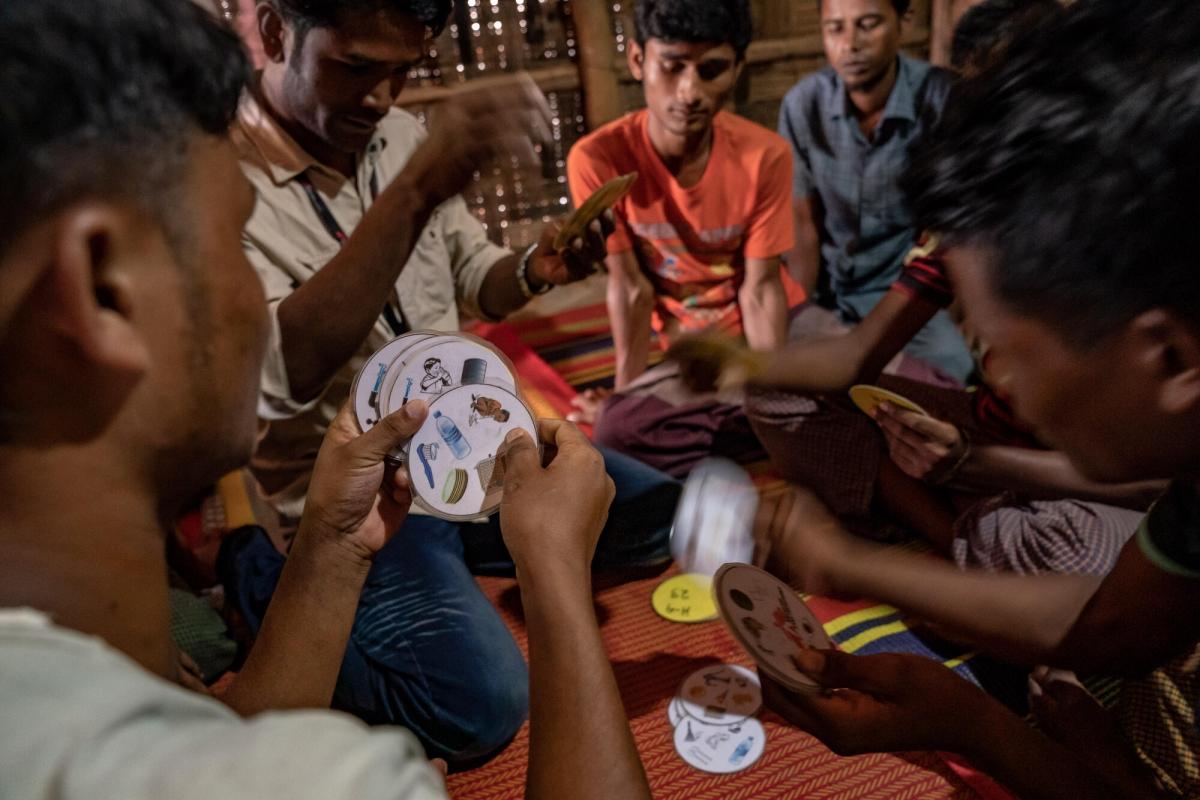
[
  {"x1": 0, "y1": 0, "x2": 248, "y2": 260},
  {"x1": 950, "y1": 0, "x2": 1060, "y2": 71},
  {"x1": 906, "y1": 0, "x2": 1200, "y2": 346},
  {"x1": 817, "y1": 0, "x2": 912, "y2": 18},
  {"x1": 634, "y1": 0, "x2": 754, "y2": 61},
  {"x1": 272, "y1": 0, "x2": 452, "y2": 44}
]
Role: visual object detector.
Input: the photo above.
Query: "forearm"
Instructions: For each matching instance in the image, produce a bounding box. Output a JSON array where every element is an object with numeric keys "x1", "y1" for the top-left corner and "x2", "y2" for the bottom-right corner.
[
  {"x1": 520, "y1": 564, "x2": 650, "y2": 800},
  {"x1": 738, "y1": 278, "x2": 787, "y2": 351},
  {"x1": 784, "y1": 237, "x2": 820, "y2": 293},
  {"x1": 784, "y1": 196, "x2": 821, "y2": 293},
  {"x1": 276, "y1": 176, "x2": 436, "y2": 402},
  {"x1": 751, "y1": 334, "x2": 867, "y2": 392},
  {"x1": 961, "y1": 694, "x2": 1158, "y2": 800},
  {"x1": 608, "y1": 274, "x2": 653, "y2": 389},
  {"x1": 479, "y1": 250, "x2": 537, "y2": 321},
  {"x1": 960, "y1": 446, "x2": 1165, "y2": 509},
  {"x1": 748, "y1": 289, "x2": 936, "y2": 393},
  {"x1": 222, "y1": 525, "x2": 370, "y2": 715},
  {"x1": 826, "y1": 538, "x2": 1100, "y2": 664}
]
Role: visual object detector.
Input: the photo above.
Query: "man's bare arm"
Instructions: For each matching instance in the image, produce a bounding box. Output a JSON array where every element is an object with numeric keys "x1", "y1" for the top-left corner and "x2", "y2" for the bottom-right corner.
[
  {"x1": 275, "y1": 79, "x2": 552, "y2": 402},
  {"x1": 498, "y1": 422, "x2": 651, "y2": 800},
  {"x1": 783, "y1": 196, "x2": 822, "y2": 292},
  {"x1": 738, "y1": 257, "x2": 788, "y2": 350},
  {"x1": 765, "y1": 651, "x2": 1163, "y2": 800},
  {"x1": 959, "y1": 445, "x2": 1166, "y2": 509},
  {"x1": 752, "y1": 288, "x2": 939, "y2": 391},
  {"x1": 794, "y1": 520, "x2": 1200, "y2": 673},
  {"x1": 223, "y1": 404, "x2": 426, "y2": 714},
  {"x1": 607, "y1": 250, "x2": 655, "y2": 389},
  {"x1": 277, "y1": 176, "x2": 436, "y2": 402}
]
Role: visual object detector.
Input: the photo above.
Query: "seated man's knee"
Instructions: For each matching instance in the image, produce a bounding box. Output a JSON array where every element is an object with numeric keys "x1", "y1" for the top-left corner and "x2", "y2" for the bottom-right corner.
[
  {"x1": 337, "y1": 632, "x2": 528, "y2": 765},
  {"x1": 592, "y1": 395, "x2": 641, "y2": 451},
  {"x1": 433, "y1": 647, "x2": 529, "y2": 765}
]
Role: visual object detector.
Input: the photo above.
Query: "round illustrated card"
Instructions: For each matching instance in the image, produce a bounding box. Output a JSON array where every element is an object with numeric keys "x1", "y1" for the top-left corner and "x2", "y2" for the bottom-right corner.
[
  {"x1": 381, "y1": 333, "x2": 517, "y2": 417},
  {"x1": 670, "y1": 458, "x2": 758, "y2": 577},
  {"x1": 351, "y1": 331, "x2": 437, "y2": 433},
  {"x1": 848, "y1": 384, "x2": 930, "y2": 419},
  {"x1": 651, "y1": 573, "x2": 718, "y2": 623},
  {"x1": 713, "y1": 564, "x2": 834, "y2": 695},
  {"x1": 404, "y1": 384, "x2": 538, "y2": 521},
  {"x1": 677, "y1": 663, "x2": 762, "y2": 726},
  {"x1": 673, "y1": 716, "x2": 765, "y2": 775}
]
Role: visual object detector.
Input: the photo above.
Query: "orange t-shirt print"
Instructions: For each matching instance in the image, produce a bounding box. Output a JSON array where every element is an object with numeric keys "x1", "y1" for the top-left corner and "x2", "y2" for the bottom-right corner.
[{"x1": 567, "y1": 109, "x2": 795, "y2": 341}]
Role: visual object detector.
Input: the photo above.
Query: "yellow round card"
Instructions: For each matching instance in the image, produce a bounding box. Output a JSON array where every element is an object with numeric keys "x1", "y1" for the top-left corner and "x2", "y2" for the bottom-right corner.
[
  {"x1": 848, "y1": 384, "x2": 930, "y2": 418},
  {"x1": 652, "y1": 574, "x2": 718, "y2": 623}
]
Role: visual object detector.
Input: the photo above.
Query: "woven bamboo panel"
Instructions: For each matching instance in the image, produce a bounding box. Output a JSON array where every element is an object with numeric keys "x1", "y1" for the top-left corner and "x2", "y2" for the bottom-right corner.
[{"x1": 402, "y1": 0, "x2": 932, "y2": 247}]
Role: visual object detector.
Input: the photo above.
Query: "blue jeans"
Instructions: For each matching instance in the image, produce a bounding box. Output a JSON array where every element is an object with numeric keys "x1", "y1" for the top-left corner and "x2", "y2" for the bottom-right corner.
[{"x1": 221, "y1": 447, "x2": 677, "y2": 766}]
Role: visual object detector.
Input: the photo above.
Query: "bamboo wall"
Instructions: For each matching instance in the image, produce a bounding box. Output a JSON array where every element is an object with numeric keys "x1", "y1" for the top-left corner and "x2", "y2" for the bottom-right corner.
[
  {"x1": 397, "y1": 0, "x2": 933, "y2": 249},
  {"x1": 203, "y1": 0, "x2": 947, "y2": 249}
]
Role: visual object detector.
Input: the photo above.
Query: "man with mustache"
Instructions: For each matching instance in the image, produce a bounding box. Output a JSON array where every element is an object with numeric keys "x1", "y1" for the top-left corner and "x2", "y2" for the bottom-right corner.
[{"x1": 779, "y1": 0, "x2": 971, "y2": 383}]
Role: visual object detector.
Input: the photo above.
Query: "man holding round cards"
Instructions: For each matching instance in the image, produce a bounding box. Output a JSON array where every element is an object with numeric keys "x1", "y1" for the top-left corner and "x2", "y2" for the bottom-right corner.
[
  {"x1": 350, "y1": 330, "x2": 539, "y2": 521},
  {"x1": 752, "y1": 2, "x2": 1200, "y2": 796},
  {"x1": 224, "y1": 0, "x2": 681, "y2": 765}
]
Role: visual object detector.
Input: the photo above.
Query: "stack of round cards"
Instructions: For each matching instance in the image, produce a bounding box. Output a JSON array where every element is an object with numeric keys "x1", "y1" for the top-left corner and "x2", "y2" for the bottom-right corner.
[
  {"x1": 669, "y1": 458, "x2": 758, "y2": 577},
  {"x1": 668, "y1": 664, "x2": 766, "y2": 774},
  {"x1": 713, "y1": 563, "x2": 834, "y2": 693},
  {"x1": 352, "y1": 331, "x2": 539, "y2": 521}
]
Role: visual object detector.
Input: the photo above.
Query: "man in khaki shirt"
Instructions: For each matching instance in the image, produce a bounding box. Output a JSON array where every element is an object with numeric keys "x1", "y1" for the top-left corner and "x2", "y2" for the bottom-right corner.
[
  {"x1": 222, "y1": 0, "x2": 680, "y2": 766},
  {"x1": 235, "y1": 91, "x2": 513, "y2": 519}
]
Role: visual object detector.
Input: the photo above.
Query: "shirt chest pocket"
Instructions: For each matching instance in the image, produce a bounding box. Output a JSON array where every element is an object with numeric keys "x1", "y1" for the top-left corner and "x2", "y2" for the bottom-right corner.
[{"x1": 862, "y1": 148, "x2": 913, "y2": 229}]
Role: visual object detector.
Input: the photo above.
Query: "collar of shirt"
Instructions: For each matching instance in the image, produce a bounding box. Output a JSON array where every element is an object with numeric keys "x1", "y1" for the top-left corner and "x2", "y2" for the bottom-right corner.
[
  {"x1": 234, "y1": 90, "x2": 388, "y2": 188},
  {"x1": 825, "y1": 55, "x2": 920, "y2": 126}
]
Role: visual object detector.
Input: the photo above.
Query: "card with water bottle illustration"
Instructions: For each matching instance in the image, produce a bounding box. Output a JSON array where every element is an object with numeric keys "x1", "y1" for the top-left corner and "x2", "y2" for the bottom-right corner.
[{"x1": 352, "y1": 332, "x2": 539, "y2": 520}]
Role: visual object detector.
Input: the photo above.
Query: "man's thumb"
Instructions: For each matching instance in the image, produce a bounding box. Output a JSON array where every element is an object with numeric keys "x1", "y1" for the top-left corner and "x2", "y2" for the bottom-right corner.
[{"x1": 353, "y1": 401, "x2": 428, "y2": 463}]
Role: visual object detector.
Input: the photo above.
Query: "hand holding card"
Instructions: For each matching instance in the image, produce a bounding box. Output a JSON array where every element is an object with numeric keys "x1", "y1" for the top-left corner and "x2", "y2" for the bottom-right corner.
[
  {"x1": 554, "y1": 172, "x2": 637, "y2": 250},
  {"x1": 351, "y1": 331, "x2": 537, "y2": 520},
  {"x1": 302, "y1": 400, "x2": 428, "y2": 562},
  {"x1": 848, "y1": 384, "x2": 929, "y2": 418},
  {"x1": 759, "y1": 650, "x2": 992, "y2": 757},
  {"x1": 498, "y1": 420, "x2": 614, "y2": 578}
]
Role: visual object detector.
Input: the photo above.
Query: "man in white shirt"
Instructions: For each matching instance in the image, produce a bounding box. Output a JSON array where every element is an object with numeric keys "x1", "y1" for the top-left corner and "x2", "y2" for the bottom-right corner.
[{"x1": 0, "y1": 1, "x2": 650, "y2": 797}]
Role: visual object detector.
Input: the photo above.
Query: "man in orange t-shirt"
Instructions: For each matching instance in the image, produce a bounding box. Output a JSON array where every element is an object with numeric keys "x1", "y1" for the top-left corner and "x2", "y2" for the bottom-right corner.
[{"x1": 565, "y1": 0, "x2": 795, "y2": 475}]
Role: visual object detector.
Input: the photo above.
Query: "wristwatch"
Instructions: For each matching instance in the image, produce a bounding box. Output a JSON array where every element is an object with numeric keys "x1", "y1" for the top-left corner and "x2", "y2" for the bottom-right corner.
[{"x1": 515, "y1": 243, "x2": 551, "y2": 299}]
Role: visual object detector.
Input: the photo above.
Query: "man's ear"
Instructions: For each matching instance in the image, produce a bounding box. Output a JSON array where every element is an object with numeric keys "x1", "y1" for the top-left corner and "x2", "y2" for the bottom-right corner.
[
  {"x1": 899, "y1": 5, "x2": 914, "y2": 35},
  {"x1": 47, "y1": 204, "x2": 151, "y2": 379},
  {"x1": 258, "y1": 1, "x2": 286, "y2": 64},
  {"x1": 628, "y1": 40, "x2": 646, "y2": 82},
  {"x1": 1131, "y1": 309, "x2": 1200, "y2": 417}
]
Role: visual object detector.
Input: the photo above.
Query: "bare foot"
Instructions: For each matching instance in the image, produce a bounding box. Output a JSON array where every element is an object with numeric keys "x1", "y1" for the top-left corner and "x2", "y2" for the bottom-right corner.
[
  {"x1": 566, "y1": 387, "x2": 613, "y2": 426},
  {"x1": 1029, "y1": 667, "x2": 1163, "y2": 796}
]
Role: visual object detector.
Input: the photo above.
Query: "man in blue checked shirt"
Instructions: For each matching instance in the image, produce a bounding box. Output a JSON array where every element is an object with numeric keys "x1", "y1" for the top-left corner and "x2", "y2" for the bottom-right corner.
[{"x1": 779, "y1": 0, "x2": 972, "y2": 383}]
